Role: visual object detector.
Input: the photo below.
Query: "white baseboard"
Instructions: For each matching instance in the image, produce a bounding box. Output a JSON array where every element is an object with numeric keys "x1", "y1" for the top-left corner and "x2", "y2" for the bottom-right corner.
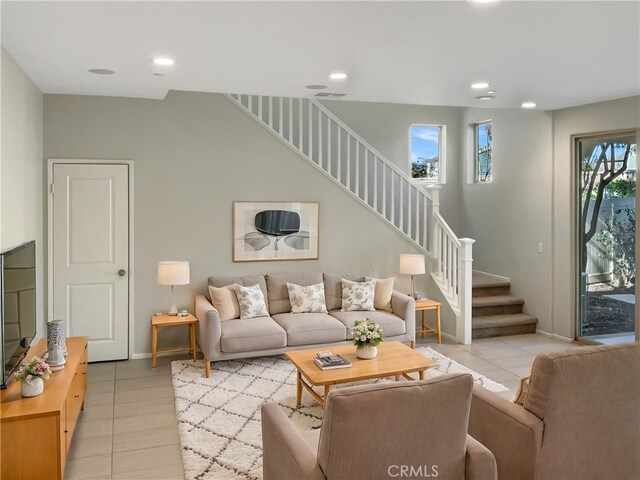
[
  {"x1": 535, "y1": 329, "x2": 574, "y2": 343},
  {"x1": 441, "y1": 332, "x2": 460, "y2": 344},
  {"x1": 473, "y1": 269, "x2": 511, "y2": 283},
  {"x1": 130, "y1": 348, "x2": 202, "y2": 360},
  {"x1": 131, "y1": 352, "x2": 152, "y2": 359}
]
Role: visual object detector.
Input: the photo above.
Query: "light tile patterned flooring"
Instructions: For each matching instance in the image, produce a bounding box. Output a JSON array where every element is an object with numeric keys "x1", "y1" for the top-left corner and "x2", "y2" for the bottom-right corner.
[{"x1": 64, "y1": 333, "x2": 583, "y2": 479}]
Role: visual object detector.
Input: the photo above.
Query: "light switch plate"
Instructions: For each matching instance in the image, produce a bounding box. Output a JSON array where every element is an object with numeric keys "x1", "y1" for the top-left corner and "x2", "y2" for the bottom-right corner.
[{"x1": 537, "y1": 242, "x2": 544, "y2": 254}]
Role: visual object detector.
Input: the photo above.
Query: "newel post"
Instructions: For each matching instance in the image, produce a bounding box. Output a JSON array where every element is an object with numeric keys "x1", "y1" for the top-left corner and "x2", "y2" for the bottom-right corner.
[{"x1": 458, "y1": 238, "x2": 475, "y2": 345}]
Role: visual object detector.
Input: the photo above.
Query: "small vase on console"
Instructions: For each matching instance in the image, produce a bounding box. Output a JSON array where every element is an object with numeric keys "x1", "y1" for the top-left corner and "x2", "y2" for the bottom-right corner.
[
  {"x1": 46, "y1": 319, "x2": 67, "y2": 371},
  {"x1": 21, "y1": 377, "x2": 44, "y2": 397}
]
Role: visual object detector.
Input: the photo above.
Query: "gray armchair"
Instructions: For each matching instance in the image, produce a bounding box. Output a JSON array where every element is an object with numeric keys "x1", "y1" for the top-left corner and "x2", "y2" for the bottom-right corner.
[
  {"x1": 261, "y1": 373, "x2": 497, "y2": 480},
  {"x1": 468, "y1": 343, "x2": 640, "y2": 480}
]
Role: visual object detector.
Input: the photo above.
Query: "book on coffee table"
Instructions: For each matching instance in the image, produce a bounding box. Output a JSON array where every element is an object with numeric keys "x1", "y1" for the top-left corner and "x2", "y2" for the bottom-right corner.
[{"x1": 314, "y1": 354, "x2": 351, "y2": 370}]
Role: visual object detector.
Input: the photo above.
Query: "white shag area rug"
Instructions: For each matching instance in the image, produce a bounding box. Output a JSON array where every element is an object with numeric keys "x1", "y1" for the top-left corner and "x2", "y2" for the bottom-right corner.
[{"x1": 171, "y1": 347, "x2": 507, "y2": 480}]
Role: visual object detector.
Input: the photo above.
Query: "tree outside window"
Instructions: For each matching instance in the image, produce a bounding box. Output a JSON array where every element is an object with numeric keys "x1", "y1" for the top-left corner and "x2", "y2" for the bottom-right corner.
[
  {"x1": 410, "y1": 125, "x2": 443, "y2": 183},
  {"x1": 475, "y1": 122, "x2": 492, "y2": 182}
]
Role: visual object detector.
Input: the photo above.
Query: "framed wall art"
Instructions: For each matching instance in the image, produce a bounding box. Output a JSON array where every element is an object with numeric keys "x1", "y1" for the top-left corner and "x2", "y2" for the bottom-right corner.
[{"x1": 233, "y1": 201, "x2": 319, "y2": 262}]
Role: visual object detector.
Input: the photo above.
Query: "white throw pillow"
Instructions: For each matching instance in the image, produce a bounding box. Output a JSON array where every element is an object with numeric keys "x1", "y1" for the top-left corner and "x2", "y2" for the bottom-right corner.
[
  {"x1": 341, "y1": 278, "x2": 376, "y2": 312},
  {"x1": 365, "y1": 276, "x2": 394, "y2": 313},
  {"x1": 208, "y1": 284, "x2": 240, "y2": 321},
  {"x1": 286, "y1": 282, "x2": 328, "y2": 314},
  {"x1": 234, "y1": 284, "x2": 269, "y2": 319}
]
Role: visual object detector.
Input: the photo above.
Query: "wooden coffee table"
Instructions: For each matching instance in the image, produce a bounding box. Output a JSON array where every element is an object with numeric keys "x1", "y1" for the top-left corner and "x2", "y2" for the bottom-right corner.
[{"x1": 285, "y1": 341, "x2": 436, "y2": 408}]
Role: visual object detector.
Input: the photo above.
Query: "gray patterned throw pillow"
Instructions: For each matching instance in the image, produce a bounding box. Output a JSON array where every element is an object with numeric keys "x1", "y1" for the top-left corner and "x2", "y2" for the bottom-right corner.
[
  {"x1": 286, "y1": 282, "x2": 328, "y2": 314},
  {"x1": 234, "y1": 284, "x2": 269, "y2": 319},
  {"x1": 341, "y1": 278, "x2": 376, "y2": 312}
]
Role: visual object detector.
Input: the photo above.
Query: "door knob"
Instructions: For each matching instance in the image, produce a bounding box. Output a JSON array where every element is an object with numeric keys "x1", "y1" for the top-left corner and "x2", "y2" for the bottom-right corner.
[{"x1": 118, "y1": 269, "x2": 127, "y2": 277}]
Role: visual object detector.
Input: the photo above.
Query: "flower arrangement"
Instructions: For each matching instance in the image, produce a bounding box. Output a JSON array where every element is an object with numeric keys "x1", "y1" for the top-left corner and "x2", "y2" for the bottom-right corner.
[
  {"x1": 14, "y1": 357, "x2": 52, "y2": 384},
  {"x1": 352, "y1": 318, "x2": 384, "y2": 348}
]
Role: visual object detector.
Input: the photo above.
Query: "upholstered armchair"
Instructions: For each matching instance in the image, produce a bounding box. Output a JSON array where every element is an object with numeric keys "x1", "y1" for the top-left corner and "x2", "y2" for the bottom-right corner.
[
  {"x1": 261, "y1": 373, "x2": 497, "y2": 480},
  {"x1": 468, "y1": 343, "x2": 640, "y2": 480}
]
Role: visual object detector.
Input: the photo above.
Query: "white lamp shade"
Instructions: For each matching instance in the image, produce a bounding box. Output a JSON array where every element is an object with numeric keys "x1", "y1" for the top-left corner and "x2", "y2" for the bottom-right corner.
[
  {"x1": 399, "y1": 254, "x2": 425, "y2": 275},
  {"x1": 157, "y1": 261, "x2": 190, "y2": 286}
]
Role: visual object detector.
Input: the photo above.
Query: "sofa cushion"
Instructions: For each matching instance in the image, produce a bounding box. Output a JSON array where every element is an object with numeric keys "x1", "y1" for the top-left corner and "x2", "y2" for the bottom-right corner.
[
  {"x1": 323, "y1": 272, "x2": 374, "y2": 311},
  {"x1": 329, "y1": 310, "x2": 406, "y2": 339},
  {"x1": 209, "y1": 275, "x2": 269, "y2": 313},
  {"x1": 266, "y1": 272, "x2": 323, "y2": 314},
  {"x1": 220, "y1": 317, "x2": 286, "y2": 353},
  {"x1": 365, "y1": 276, "x2": 394, "y2": 312},
  {"x1": 234, "y1": 284, "x2": 269, "y2": 319},
  {"x1": 287, "y1": 282, "x2": 328, "y2": 313},
  {"x1": 271, "y1": 313, "x2": 347, "y2": 346},
  {"x1": 341, "y1": 278, "x2": 376, "y2": 312},
  {"x1": 208, "y1": 284, "x2": 240, "y2": 321}
]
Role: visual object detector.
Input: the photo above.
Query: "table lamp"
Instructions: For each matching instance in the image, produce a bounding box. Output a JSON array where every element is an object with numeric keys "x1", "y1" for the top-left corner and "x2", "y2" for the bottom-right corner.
[
  {"x1": 157, "y1": 261, "x2": 190, "y2": 315},
  {"x1": 399, "y1": 254, "x2": 425, "y2": 299}
]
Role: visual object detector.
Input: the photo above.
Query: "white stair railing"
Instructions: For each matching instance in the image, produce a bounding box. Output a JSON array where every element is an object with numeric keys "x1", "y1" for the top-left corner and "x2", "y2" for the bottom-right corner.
[{"x1": 225, "y1": 94, "x2": 473, "y2": 342}]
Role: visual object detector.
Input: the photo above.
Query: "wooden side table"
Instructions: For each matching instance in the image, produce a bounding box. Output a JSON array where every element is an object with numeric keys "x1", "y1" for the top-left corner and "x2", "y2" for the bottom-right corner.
[
  {"x1": 415, "y1": 299, "x2": 442, "y2": 344},
  {"x1": 151, "y1": 313, "x2": 197, "y2": 368}
]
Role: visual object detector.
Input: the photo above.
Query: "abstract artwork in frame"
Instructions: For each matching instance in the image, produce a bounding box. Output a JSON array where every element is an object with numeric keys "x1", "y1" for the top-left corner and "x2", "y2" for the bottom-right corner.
[{"x1": 233, "y1": 201, "x2": 319, "y2": 262}]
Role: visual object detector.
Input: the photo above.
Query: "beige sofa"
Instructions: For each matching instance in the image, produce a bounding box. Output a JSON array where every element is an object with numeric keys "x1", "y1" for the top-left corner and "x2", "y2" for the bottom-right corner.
[
  {"x1": 195, "y1": 272, "x2": 416, "y2": 376},
  {"x1": 261, "y1": 373, "x2": 497, "y2": 480},
  {"x1": 468, "y1": 342, "x2": 640, "y2": 480}
]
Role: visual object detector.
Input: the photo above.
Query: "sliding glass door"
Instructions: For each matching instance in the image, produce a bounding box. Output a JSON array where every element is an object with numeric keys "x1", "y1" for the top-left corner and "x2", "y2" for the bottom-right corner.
[{"x1": 577, "y1": 132, "x2": 638, "y2": 343}]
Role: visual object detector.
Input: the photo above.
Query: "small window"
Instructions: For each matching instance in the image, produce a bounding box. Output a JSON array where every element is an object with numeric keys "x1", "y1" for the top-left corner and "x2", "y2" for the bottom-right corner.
[
  {"x1": 410, "y1": 125, "x2": 444, "y2": 184},
  {"x1": 475, "y1": 122, "x2": 493, "y2": 183}
]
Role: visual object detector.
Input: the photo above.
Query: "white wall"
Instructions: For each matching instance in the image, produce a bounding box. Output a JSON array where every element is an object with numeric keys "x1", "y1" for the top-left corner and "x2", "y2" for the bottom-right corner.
[
  {"x1": 552, "y1": 96, "x2": 640, "y2": 340},
  {"x1": 43, "y1": 91, "x2": 433, "y2": 356},
  {"x1": 1, "y1": 47, "x2": 44, "y2": 338},
  {"x1": 459, "y1": 108, "x2": 554, "y2": 333},
  {"x1": 321, "y1": 100, "x2": 464, "y2": 231}
]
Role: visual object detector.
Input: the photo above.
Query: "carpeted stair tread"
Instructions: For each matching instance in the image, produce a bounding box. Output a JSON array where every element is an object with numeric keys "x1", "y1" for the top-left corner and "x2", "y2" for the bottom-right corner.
[
  {"x1": 473, "y1": 313, "x2": 538, "y2": 330},
  {"x1": 472, "y1": 271, "x2": 511, "y2": 289},
  {"x1": 472, "y1": 295, "x2": 525, "y2": 308}
]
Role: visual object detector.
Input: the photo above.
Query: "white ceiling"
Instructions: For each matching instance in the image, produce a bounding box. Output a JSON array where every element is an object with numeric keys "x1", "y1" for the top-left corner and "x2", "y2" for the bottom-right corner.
[{"x1": 2, "y1": 1, "x2": 639, "y2": 110}]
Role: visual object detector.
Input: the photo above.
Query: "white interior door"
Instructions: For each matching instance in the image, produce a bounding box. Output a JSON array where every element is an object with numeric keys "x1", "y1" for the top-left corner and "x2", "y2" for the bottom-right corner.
[{"x1": 52, "y1": 163, "x2": 129, "y2": 362}]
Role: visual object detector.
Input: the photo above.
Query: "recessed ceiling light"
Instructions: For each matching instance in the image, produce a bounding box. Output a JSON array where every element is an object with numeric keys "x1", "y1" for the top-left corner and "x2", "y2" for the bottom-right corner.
[
  {"x1": 521, "y1": 101, "x2": 537, "y2": 109},
  {"x1": 153, "y1": 57, "x2": 174, "y2": 66},
  {"x1": 471, "y1": 82, "x2": 490, "y2": 90},
  {"x1": 88, "y1": 68, "x2": 115, "y2": 75},
  {"x1": 475, "y1": 95, "x2": 495, "y2": 101},
  {"x1": 468, "y1": 0, "x2": 500, "y2": 4},
  {"x1": 306, "y1": 84, "x2": 328, "y2": 90},
  {"x1": 487, "y1": 90, "x2": 497, "y2": 94},
  {"x1": 329, "y1": 72, "x2": 348, "y2": 80}
]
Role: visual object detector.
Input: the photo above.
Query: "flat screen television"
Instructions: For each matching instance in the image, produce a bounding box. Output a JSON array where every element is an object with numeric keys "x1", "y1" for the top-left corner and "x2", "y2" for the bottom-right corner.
[{"x1": 1, "y1": 240, "x2": 37, "y2": 389}]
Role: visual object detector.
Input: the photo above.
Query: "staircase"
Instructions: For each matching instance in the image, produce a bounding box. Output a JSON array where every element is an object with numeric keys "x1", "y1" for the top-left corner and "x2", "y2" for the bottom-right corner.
[
  {"x1": 226, "y1": 93, "x2": 475, "y2": 344},
  {"x1": 472, "y1": 272, "x2": 538, "y2": 338}
]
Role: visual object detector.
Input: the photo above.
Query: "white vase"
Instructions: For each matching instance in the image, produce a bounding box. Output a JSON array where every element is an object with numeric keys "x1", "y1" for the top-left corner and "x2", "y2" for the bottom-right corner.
[
  {"x1": 21, "y1": 377, "x2": 44, "y2": 397},
  {"x1": 357, "y1": 345, "x2": 378, "y2": 359}
]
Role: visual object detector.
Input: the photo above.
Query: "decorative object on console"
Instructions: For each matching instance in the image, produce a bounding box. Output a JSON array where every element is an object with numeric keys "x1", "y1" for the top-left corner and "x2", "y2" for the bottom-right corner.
[
  {"x1": 46, "y1": 319, "x2": 67, "y2": 371},
  {"x1": 157, "y1": 261, "x2": 190, "y2": 315},
  {"x1": 399, "y1": 254, "x2": 425, "y2": 299},
  {"x1": 233, "y1": 201, "x2": 319, "y2": 262},
  {"x1": 13, "y1": 356, "x2": 51, "y2": 397},
  {"x1": 286, "y1": 282, "x2": 328, "y2": 313},
  {"x1": 365, "y1": 276, "x2": 394, "y2": 312},
  {"x1": 352, "y1": 318, "x2": 384, "y2": 359},
  {"x1": 341, "y1": 278, "x2": 376, "y2": 312},
  {"x1": 234, "y1": 284, "x2": 269, "y2": 319}
]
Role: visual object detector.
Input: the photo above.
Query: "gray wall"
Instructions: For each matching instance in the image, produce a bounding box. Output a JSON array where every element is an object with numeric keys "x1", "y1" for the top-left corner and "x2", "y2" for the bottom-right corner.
[
  {"x1": 43, "y1": 91, "x2": 429, "y2": 355},
  {"x1": 460, "y1": 108, "x2": 554, "y2": 334},
  {"x1": 1, "y1": 47, "x2": 44, "y2": 339},
  {"x1": 552, "y1": 96, "x2": 640, "y2": 339}
]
